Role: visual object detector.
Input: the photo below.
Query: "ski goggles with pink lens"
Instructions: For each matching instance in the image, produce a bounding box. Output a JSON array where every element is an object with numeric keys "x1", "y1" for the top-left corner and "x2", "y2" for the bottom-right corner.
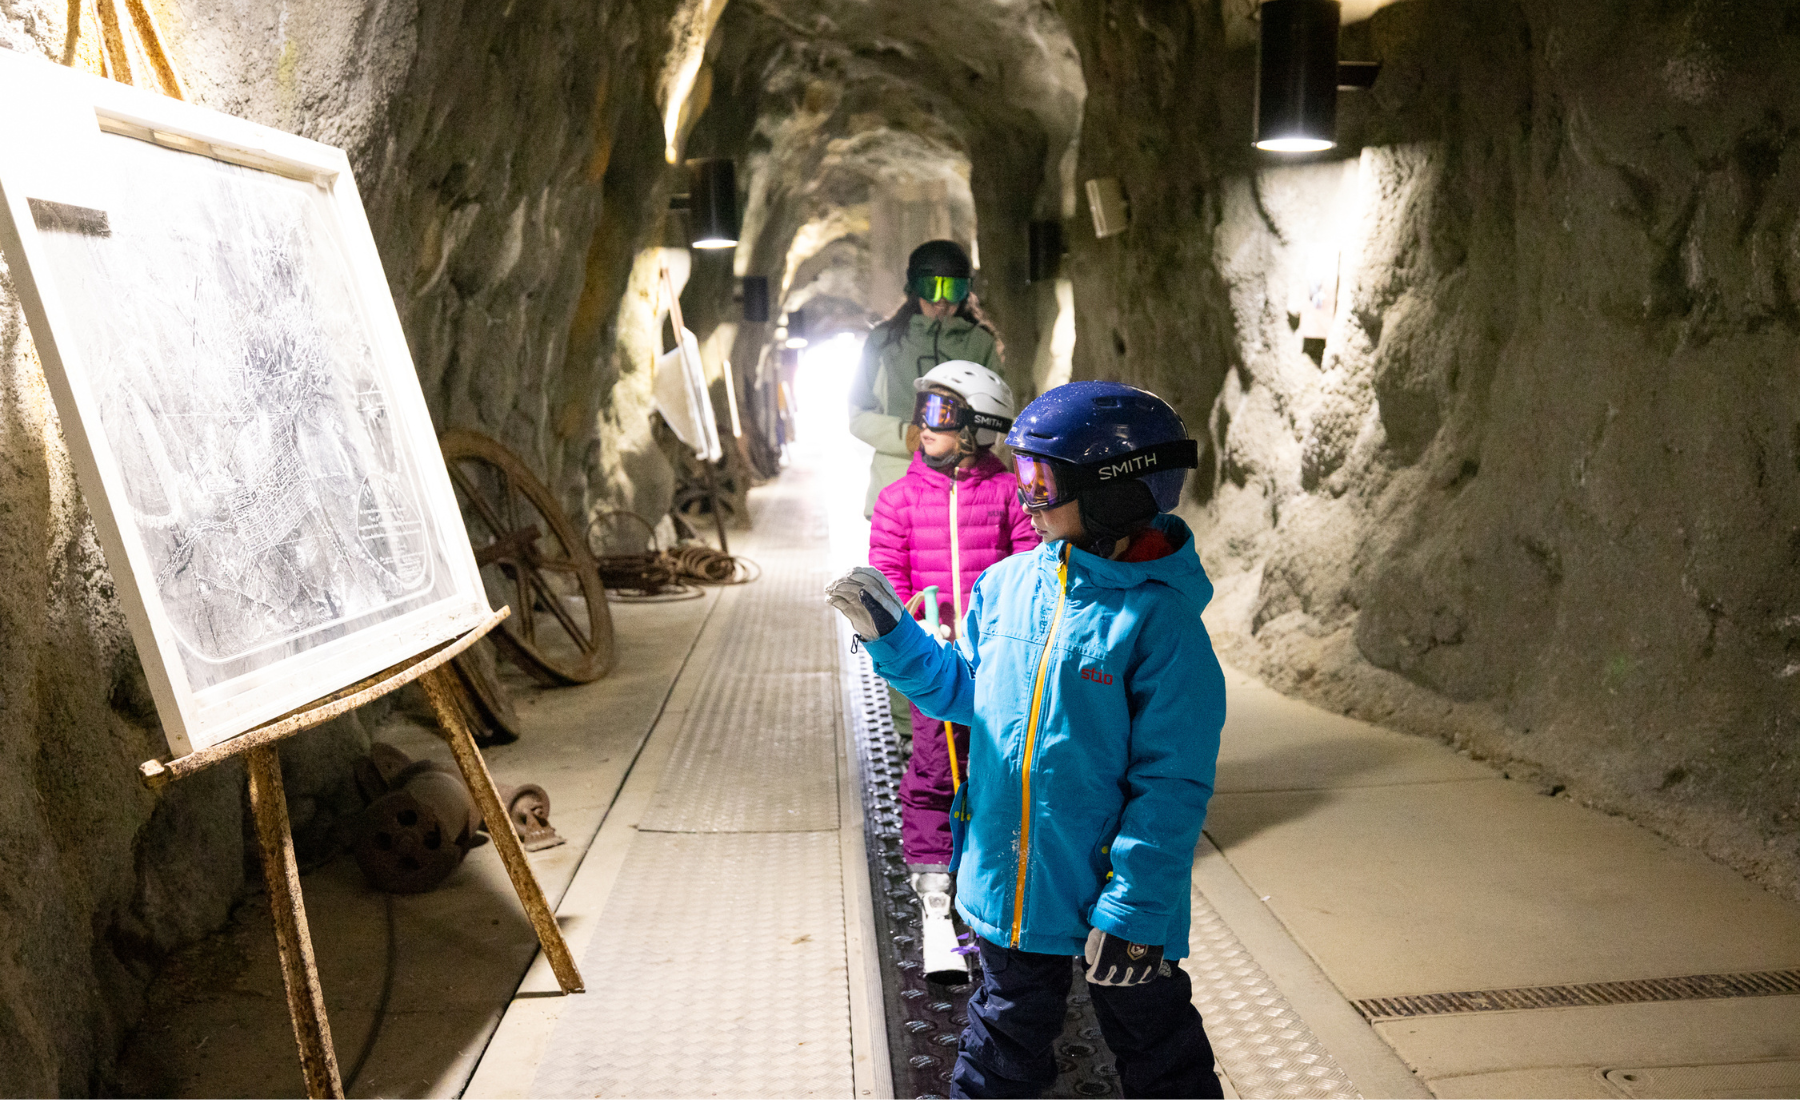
[
  {"x1": 1012, "y1": 452, "x2": 1075, "y2": 511},
  {"x1": 913, "y1": 392, "x2": 1012, "y2": 435}
]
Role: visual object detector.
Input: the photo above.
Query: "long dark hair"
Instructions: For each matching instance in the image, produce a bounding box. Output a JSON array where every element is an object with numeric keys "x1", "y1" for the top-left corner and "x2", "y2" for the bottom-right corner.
[{"x1": 873, "y1": 292, "x2": 1003, "y2": 361}]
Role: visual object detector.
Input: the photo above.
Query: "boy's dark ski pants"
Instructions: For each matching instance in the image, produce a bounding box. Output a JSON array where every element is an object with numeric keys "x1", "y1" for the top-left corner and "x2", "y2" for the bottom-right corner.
[{"x1": 951, "y1": 937, "x2": 1223, "y2": 1099}]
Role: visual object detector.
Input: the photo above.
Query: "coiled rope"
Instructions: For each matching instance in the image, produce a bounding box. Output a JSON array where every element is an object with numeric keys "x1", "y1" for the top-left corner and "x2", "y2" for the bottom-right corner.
[{"x1": 587, "y1": 510, "x2": 760, "y2": 601}]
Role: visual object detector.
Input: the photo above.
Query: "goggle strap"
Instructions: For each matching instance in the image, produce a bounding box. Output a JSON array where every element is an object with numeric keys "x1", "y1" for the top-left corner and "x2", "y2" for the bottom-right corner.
[{"x1": 1082, "y1": 439, "x2": 1200, "y2": 484}]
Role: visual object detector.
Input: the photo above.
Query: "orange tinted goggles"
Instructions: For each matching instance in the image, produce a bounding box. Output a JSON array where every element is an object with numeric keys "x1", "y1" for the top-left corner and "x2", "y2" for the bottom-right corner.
[{"x1": 1013, "y1": 453, "x2": 1074, "y2": 511}]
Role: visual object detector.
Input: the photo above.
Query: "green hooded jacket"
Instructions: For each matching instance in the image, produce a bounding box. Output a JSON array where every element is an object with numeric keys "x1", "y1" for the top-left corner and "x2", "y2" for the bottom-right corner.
[{"x1": 848, "y1": 311, "x2": 1000, "y2": 516}]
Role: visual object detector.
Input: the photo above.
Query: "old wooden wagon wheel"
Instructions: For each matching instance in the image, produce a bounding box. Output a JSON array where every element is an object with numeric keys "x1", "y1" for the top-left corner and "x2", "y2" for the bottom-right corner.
[{"x1": 439, "y1": 429, "x2": 615, "y2": 684}]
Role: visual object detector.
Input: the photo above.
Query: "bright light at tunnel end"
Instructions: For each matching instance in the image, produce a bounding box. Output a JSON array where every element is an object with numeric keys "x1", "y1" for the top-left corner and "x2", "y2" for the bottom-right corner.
[
  {"x1": 791, "y1": 332, "x2": 865, "y2": 453},
  {"x1": 1256, "y1": 136, "x2": 1336, "y2": 153},
  {"x1": 788, "y1": 331, "x2": 872, "y2": 568}
]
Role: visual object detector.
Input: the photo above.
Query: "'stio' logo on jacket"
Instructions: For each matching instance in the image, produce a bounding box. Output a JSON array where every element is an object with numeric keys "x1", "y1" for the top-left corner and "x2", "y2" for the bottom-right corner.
[{"x1": 1080, "y1": 667, "x2": 1114, "y2": 685}]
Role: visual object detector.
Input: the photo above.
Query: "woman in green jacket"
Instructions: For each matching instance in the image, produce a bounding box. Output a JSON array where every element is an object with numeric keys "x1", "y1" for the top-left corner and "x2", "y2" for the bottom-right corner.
[{"x1": 849, "y1": 239, "x2": 1002, "y2": 516}]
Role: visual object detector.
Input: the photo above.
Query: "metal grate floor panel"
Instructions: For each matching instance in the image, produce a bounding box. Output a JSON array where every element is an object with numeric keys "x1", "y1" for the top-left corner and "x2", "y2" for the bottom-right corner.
[
  {"x1": 528, "y1": 474, "x2": 855, "y2": 1098},
  {"x1": 1355, "y1": 968, "x2": 1800, "y2": 1022},
  {"x1": 527, "y1": 830, "x2": 852, "y2": 1098},
  {"x1": 638, "y1": 539, "x2": 839, "y2": 834},
  {"x1": 1188, "y1": 886, "x2": 1361, "y2": 1099}
]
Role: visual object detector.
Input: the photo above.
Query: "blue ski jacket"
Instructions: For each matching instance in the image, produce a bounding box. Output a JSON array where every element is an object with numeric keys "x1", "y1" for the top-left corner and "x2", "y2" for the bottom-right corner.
[{"x1": 863, "y1": 513, "x2": 1225, "y2": 958}]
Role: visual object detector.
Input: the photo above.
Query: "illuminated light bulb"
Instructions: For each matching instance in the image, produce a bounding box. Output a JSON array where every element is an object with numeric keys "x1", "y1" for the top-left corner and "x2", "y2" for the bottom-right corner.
[{"x1": 1254, "y1": 136, "x2": 1336, "y2": 153}]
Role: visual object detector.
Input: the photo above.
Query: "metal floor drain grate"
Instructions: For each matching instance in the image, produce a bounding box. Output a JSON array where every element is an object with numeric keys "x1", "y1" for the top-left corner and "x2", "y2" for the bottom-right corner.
[{"x1": 1355, "y1": 968, "x2": 1800, "y2": 1022}]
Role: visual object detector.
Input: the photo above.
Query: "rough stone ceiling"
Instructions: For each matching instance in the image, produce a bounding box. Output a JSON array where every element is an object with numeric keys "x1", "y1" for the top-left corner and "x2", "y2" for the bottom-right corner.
[{"x1": 708, "y1": 0, "x2": 1085, "y2": 326}]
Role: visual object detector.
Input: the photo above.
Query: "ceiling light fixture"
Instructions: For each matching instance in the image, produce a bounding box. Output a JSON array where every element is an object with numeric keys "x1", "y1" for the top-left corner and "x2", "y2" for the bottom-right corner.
[
  {"x1": 783, "y1": 309, "x2": 809, "y2": 349},
  {"x1": 1085, "y1": 179, "x2": 1128, "y2": 239},
  {"x1": 1254, "y1": 0, "x2": 1380, "y2": 153},
  {"x1": 669, "y1": 158, "x2": 740, "y2": 249}
]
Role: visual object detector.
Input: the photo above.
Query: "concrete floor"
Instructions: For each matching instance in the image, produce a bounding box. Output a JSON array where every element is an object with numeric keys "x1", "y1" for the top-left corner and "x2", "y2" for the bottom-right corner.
[
  {"x1": 115, "y1": 459, "x2": 1800, "y2": 1098},
  {"x1": 1206, "y1": 668, "x2": 1800, "y2": 1098}
]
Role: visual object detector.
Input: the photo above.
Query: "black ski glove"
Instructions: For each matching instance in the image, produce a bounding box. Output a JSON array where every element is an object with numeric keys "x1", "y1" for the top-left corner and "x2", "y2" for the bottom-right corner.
[{"x1": 1083, "y1": 928, "x2": 1164, "y2": 987}]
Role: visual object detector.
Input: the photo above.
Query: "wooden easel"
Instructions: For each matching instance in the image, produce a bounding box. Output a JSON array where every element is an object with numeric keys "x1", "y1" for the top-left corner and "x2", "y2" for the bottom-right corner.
[{"x1": 137, "y1": 607, "x2": 583, "y2": 1099}]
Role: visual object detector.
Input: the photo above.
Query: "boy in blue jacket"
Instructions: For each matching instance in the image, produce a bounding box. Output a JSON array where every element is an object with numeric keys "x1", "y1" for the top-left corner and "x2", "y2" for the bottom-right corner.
[{"x1": 827, "y1": 381, "x2": 1226, "y2": 1099}]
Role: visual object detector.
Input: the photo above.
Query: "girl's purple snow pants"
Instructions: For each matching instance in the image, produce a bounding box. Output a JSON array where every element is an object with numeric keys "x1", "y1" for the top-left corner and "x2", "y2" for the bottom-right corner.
[{"x1": 901, "y1": 702, "x2": 970, "y2": 868}]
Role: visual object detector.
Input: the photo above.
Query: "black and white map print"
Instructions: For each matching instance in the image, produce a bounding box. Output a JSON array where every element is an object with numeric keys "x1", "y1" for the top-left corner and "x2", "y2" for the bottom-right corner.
[{"x1": 32, "y1": 132, "x2": 458, "y2": 692}]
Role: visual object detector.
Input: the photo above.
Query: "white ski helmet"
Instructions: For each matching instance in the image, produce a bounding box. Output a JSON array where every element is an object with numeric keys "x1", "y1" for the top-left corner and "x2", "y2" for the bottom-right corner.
[{"x1": 914, "y1": 360, "x2": 1017, "y2": 447}]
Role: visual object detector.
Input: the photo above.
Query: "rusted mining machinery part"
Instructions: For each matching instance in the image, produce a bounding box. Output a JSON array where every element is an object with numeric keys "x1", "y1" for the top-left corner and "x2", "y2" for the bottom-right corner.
[
  {"x1": 587, "y1": 508, "x2": 759, "y2": 600},
  {"x1": 347, "y1": 743, "x2": 563, "y2": 892},
  {"x1": 350, "y1": 767, "x2": 482, "y2": 894},
  {"x1": 493, "y1": 781, "x2": 565, "y2": 852},
  {"x1": 439, "y1": 428, "x2": 615, "y2": 685}
]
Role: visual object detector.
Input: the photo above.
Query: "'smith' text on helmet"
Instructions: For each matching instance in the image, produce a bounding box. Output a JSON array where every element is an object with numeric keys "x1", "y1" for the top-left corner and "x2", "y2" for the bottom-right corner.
[{"x1": 1097, "y1": 453, "x2": 1158, "y2": 480}]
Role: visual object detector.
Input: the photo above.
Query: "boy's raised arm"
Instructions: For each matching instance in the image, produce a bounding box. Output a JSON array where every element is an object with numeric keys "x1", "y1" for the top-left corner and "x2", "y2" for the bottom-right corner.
[
  {"x1": 1088, "y1": 616, "x2": 1226, "y2": 949},
  {"x1": 848, "y1": 573, "x2": 986, "y2": 728}
]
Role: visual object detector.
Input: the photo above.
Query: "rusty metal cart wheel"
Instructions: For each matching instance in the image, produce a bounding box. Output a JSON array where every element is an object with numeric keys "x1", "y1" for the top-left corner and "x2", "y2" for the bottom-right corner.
[{"x1": 439, "y1": 428, "x2": 615, "y2": 684}]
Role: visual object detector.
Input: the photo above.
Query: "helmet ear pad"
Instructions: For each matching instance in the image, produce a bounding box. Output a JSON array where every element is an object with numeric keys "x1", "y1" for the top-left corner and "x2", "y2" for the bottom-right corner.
[
  {"x1": 1142, "y1": 467, "x2": 1188, "y2": 513},
  {"x1": 1076, "y1": 480, "x2": 1159, "y2": 547}
]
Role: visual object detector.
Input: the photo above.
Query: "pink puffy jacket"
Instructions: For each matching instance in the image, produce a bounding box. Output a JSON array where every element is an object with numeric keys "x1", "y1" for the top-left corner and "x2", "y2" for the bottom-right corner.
[{"x1": 870, "y1": 451, "x2": 1038, "y2": 636}]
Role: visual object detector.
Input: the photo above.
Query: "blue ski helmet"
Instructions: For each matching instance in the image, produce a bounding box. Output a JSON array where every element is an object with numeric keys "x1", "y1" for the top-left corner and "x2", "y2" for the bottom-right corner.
[{"x1": 1005, "y1": 381, "x2": 1198, "y2": 513}]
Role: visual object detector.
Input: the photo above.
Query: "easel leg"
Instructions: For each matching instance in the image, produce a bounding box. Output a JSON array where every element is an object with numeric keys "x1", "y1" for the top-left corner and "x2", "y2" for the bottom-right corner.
[
  {"x1": 419, "y1": 668, "x2": 586, "y2": 994},
  {"x1": 246, "y1": 745, "x2": 345, "y2": 1099}
]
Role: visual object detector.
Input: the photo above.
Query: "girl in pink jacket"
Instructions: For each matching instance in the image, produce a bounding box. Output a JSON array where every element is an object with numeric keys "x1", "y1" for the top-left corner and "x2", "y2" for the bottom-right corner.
[{"x1": 869, "y1": 361, "x2": 1037, "y2": 899}]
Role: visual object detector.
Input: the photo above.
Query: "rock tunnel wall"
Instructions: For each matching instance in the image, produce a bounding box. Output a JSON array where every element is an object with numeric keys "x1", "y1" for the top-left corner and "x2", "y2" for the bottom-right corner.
[
  {"x1": 0, "y1": 0, "x2": 701, "y2": 1090},
  {"x1": 1057, "y1": 0, "x2": 1800, "y2": 897},
  {"x1": 3, "y1": 0, "x2": 1799, "y2": 1091}
]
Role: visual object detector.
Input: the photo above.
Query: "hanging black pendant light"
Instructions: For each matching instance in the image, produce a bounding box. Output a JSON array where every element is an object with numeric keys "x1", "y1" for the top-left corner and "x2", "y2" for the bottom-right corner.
[
  {"x1": 783, "y1": 309, "x2": 809, "y2": 349},
  {"x1": 688, "y1": 158, "x2": 739, "y2": 249},
  {"x1": 739, "y1": 275, "x2": 770, "y2": 323},
  {"x1": 1255, "y1": 0, "x2": 1341, "y2": 153},
  {"x1": 1027, "y1": 220, "x2": 1064, "y2": 283}
]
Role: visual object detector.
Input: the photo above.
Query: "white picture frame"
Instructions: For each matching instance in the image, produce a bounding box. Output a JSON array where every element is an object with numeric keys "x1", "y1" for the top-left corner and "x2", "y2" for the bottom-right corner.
[{"x1": 0, "y1": 52, "x2": 492, "y2": 757}]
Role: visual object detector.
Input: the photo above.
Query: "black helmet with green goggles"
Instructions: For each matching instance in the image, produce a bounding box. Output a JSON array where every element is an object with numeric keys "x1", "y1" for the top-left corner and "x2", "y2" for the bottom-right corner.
[{"x1": 905, "y1": 240, "x2": 974, "y2": 304}]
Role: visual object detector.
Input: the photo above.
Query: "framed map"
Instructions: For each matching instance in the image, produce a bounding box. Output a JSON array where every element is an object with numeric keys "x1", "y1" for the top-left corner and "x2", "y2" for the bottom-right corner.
[{"x1": 0, "y1": 53, "x2": 491, "y2": 755}]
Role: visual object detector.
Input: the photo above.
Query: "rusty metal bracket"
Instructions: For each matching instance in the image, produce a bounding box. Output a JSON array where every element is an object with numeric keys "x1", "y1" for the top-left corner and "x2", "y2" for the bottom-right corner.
[{"x1": 138, "y1": 607, "x2": 512, "y2": 790}]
